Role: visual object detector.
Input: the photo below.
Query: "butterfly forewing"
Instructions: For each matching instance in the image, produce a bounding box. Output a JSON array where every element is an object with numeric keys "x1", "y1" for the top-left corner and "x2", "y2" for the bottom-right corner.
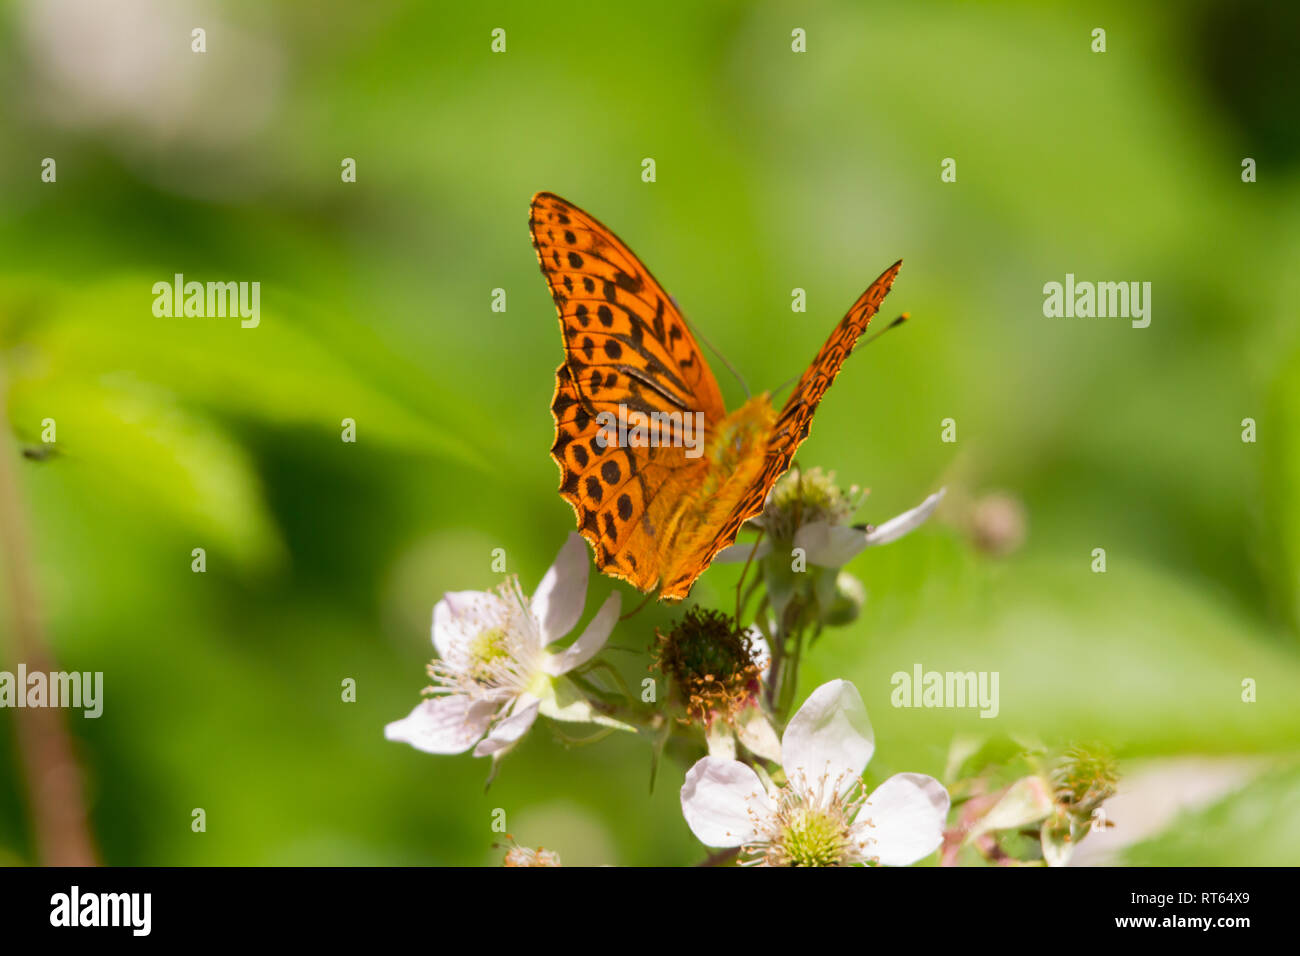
[
  {"x1": 535, "y1": 193, "x2": 724, "y2": 592},
  {"x1": 769, "y1": 260, "x2": 902, "y2": 461},
  {"x1": 530, "y1": 193, "x2": 725, "y2": 425}
]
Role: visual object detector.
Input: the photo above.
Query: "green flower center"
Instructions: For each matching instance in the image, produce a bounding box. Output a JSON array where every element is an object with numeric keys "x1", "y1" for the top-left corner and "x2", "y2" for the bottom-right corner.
[
  {"x1": 779, "y1": 807, "x2": 849, "y2": 867},
  {"x1": 468, "y1": 627, "x2": 511, "y2": 682},
  {"x1": 763, "y1": 467, "x2": 861, "y2": 541}
]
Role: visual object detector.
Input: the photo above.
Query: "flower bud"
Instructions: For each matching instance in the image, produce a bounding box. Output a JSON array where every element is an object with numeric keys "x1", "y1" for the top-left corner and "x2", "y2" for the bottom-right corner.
[
  {"x1": 820, "y1": 571, "x2": 867, "y2": 627},
  {"x1": 970, "y1": 492, "x2": 1027, "y2": 557}
]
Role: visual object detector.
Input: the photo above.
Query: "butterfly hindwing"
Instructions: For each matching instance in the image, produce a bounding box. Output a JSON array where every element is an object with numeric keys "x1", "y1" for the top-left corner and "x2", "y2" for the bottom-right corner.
[
  {"x1": 551, "y1": 363, "x2": 648, "y2": 588},
  {"x1": 551, "y1": 362, "x2": 706, "y2": 591}
]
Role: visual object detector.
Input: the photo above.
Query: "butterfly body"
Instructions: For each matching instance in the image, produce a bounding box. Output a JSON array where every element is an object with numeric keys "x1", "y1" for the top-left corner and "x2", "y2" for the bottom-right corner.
[
  {"x1": 662, "y1": 394, "x2": 778, "y2": 589},
  {"x1": 532, "y1": 192, "x2": 900, "y2": 601}
]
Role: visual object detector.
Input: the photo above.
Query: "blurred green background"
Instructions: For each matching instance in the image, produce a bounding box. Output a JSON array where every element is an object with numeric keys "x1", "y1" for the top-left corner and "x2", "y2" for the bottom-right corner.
[{"x1": 2, "y1": 0, "x2": 1299, "y2": 866}]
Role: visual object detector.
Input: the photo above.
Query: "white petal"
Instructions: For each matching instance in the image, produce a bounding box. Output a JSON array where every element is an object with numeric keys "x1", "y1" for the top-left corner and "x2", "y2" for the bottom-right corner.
[
  {"x1": 863, "y1": 488, "x2": 946, "y2": 547},
  {"x1": 472, "y1": 698, "x2": 540, "y2": 757},
  {"x1": 530, "y1": 533, "x2": 589, "y2": 645},
  {"x1": 794, "y1": 520, "x2": 867, "y2": 567},
  {"x1": 383, "y1": 696, "x2": 495, "y2": 754},
  {"x1": 735, "y1": 705, "x2": 783, "y2": 763},
  {"x1": 1041, "y1": 816, "x2": 1079, "y2": 868},
  {"x1": 859, "y1": 773, "x2": 951, "y2": 866},
  {"x1": 745, "y1": 626, "x2": 771, "y2": 680},
  {"x1": 680, "y1": 757, "x2": 775, "y2": 848},
  {"x1": 433, "y1": 589, "x2": 508, "y2": 661},
  {"x1": 781, "y1": 679, "x2": 875, "y2": 799},
  {"x1": 713, "y1": 538, "x2": 772, "y2": 563},
  {"x1": 544, "y1": 590, "x2": 620, "y2": 675}
]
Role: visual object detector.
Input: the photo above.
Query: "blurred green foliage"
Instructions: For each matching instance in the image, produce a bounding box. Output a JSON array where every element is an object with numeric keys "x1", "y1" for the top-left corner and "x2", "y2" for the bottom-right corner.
[{"x1": 1, "y1": 0, "x2": 1298, "y2": 865}]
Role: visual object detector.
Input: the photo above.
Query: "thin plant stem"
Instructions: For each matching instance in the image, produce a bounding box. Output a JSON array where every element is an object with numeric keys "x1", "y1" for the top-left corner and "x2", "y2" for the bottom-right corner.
[
  {"x1": 0, "y1": 370, "x2": 98, "y2": 866},
  {"x1": 733, "y1": 528, "x2": 765, "y2": 626}
]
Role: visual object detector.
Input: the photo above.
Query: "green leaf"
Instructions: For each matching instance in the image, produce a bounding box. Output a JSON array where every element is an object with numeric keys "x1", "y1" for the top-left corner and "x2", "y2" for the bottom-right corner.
[
  {"x1": 1263, "y1": 345, "x2": 1300, "y2": 631},
  {"x1": 1122, "y1": 763, "x2": 1300, "y2": 866},
  {"x1": 829, "y1": 540, "x2": 1300, "y2": 759},
  {"x1": 7, "y1": 375, "x2": 282, "y2": 571},
  {"x1": 3, "y1": 275, "x2": 485, "y2": 468}
]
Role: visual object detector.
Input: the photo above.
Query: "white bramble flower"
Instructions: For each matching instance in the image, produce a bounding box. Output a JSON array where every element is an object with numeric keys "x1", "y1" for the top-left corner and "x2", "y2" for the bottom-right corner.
[
  {"x1": 715, "y1": 471, "x2": 946, "y2": 624},
  {"x1": 715, "y1": 470, "x2": 945, "y2": 568},
  {"x1": 384, "y1": 533, "x2": 624, "y2": 767},
  {"x1": 680, "y1": 679, "x2": 950, "y2": 866}
]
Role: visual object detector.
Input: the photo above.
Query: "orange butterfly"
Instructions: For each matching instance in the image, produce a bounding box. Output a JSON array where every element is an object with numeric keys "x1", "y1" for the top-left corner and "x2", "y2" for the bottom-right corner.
[{"x1": 530, "y1": 192, "x2": 901, "y2": 601}]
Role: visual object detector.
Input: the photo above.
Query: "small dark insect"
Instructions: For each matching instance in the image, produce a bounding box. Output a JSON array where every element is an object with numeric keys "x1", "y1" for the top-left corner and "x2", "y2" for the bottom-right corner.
[{"x1": 21, "y1": 446, "x2": 59, "y2": 462}]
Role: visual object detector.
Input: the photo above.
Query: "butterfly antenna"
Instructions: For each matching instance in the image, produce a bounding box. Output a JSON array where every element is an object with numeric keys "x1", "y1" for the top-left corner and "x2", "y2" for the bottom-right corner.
[
  {"x1": 619, "y1": 590, "x2": 656, "y2": 621},
  {"x1": 769, "y1": 312, "x2": 910, "y2": 401},
  {"x1": 677, "y1": 303, "x2": 750, "y2": 399}
]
